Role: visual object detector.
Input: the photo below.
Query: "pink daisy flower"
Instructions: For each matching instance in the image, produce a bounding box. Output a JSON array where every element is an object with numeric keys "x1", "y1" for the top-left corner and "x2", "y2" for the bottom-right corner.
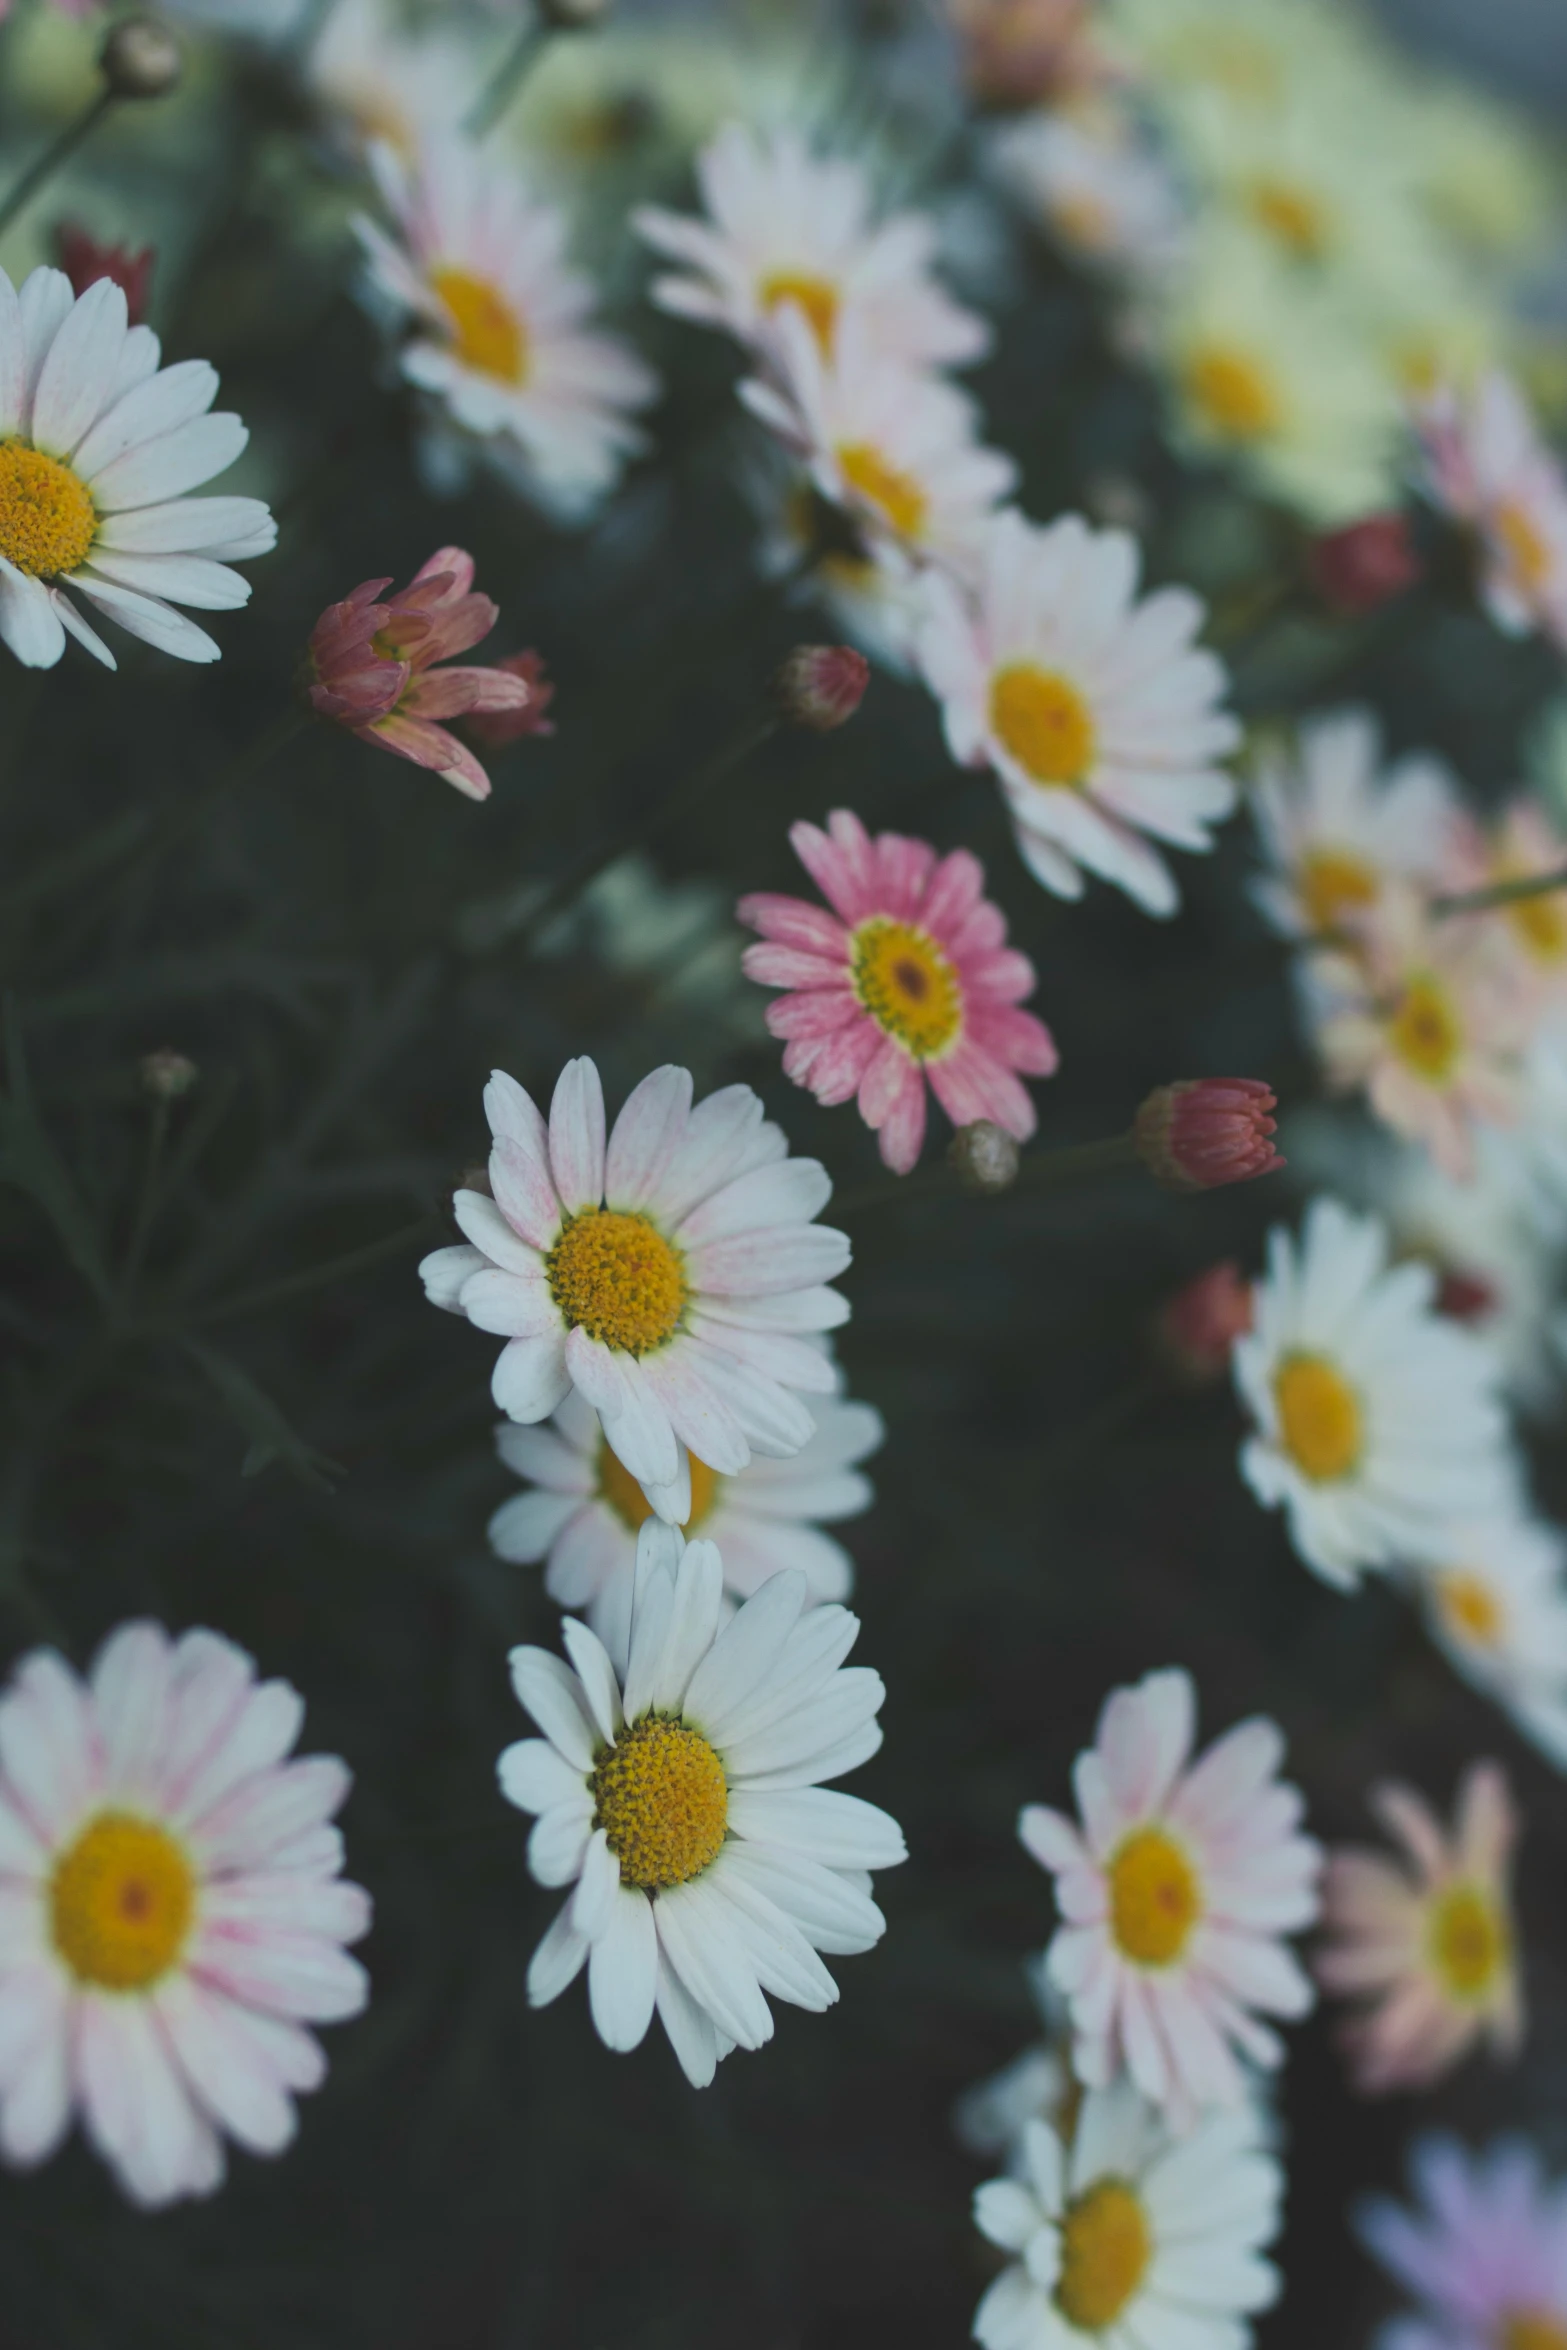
[
  {"x1": 1019, "y1": 1666, "x2": 1321, "y2": 2131},
  {"x1": 0, "y1": 1622, "x2": 370, "y2": 2207},
  {"x1": 737, "y1": 809, "x2": 1059, "y2": 1174},
  {"x1": 1316, "y1": 1762, "x2": 1521, "y2": 2098},
  {"x1": 1358, "y1": 2135, "x2": 1567, "y2": 2350}
]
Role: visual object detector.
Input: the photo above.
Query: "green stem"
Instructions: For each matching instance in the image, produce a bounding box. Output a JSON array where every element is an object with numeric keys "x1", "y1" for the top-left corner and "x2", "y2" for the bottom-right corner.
[
  {"x1": 0, "y1": 89, "x2": 116, "y2": 242},
  {"x1": 1433, "y1": 864, "x2": 1567, "y2": 920},
  {"x1": 175, "y1": 1213, "x2": 441, "y2": 1330},
  {"x1": 833, "y1": 1130, "x2": 1139, "y2": 1217},
  {"x1": 465, "y1": 19, "x2": 552, "y2": 138}
]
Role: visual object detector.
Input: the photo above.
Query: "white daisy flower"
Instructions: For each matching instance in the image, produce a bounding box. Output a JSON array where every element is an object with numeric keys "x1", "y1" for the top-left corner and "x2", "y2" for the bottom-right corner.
[
  {"x1": 499, "y1": 1521, "x2": 906, "y2": 2086},
  {"x1": 1020, "y1": 1666, "x2": 1320, "y2": 2130},
  {"x1": 488, "y1": 1387, "x2": 884, "y2": 1666},
  {"x1": 1414, "y1": 1516, "x2": 1567, "y2": 1773},
  {"x1": 635, "y1": 121, "x2": 989, "y2": 370},
  {"x1": 0, "y1": 267, "x2": 276, "y2": 672},
  {"x1": 306, "y1": 0, "x2": 477, "y2": 162},
  {"x1": 1417, "y1": 371, "x2": 1567, "y2": 653},
  {"x1": 1234, "y1": 1197, "x2": 1517, "y2": 1590},
  {"x1": 991, "y1": 110, "x2": 1188, "y2": 282},
  {"x1": 915, "y1": 505, "x2": 1240, "y2": 916},
  {"x1": 972, "y1": 2079, "x2": 1282, "y2": 2350},
  {"x1": 0, "y1": 1622, "x2": 370, "y2": 2208},
  {"x1": 419, "y1": 1057, "x2": 851, "y2": 1524},
  {"x1": 744, "y1": 437, "x2": 931, "y2": 672},
  {"x1": 355, "y1": 136, "x2": 658, "y2": 520},
  {"x1": 741, "y1": 309, "x2": 1017, "y2": 584},
  {"x1": 1249, "y1": 708, "x2": 1465, "y2": 939}
]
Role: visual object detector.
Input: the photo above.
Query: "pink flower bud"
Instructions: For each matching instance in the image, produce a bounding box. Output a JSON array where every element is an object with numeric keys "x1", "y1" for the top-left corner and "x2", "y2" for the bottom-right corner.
[
  {"x1": 1309, "y1": 513, "x2": 1421, "y2": 617},
  {"x1": 1153, "y1": 1261, "x2": 1254, "y2": 1386},
  {"x1": 464, "y1": 650, "x2": 556, "y2": 747},
  {"x1": 1133, "y1": 1079, "x2": 1284, "y2": 1193},
  {"x1": 55, "y1": 224, "x2": 154, "y2": 325},
  {"x1": 773, "y1": 645, "x2": 870, "y2": 732}
]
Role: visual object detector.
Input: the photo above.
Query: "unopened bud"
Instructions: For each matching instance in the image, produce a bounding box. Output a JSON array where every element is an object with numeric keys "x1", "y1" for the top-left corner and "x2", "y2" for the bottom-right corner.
[
  {"x1": 948, "y1": 1118, "x2": 1020, "y2": 1194},
  {"x1": 139, "y1": 1047, "x2": 197, "y2": 1101},
  {"x1": 1308, "y1": 512, "x2": 1421, "y2": 617},
  {"x1": 99, "y1": 16, "x2": 183, "y2": 100},
  {"x1": 773, "y1": 644, "x2": 869, "y2": 733},
  {"x1": 1133, "y1": 1079, "x2": 1284, "y2": 1194},
  {"x1": 1153, "y1": 1261, "x2": 1254, "y2": 1387},
  {"x1": 539, "y1": 0, "x2": 610, "y2": 26},
  {"x1": 55, "y1": 225, "x2": 154, "y2": 325}
]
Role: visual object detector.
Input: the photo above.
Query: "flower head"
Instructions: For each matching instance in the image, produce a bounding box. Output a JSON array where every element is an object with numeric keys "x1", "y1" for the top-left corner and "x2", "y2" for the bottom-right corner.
[
  {"x1": 1019, "y1": 1666, "x2": 1321, "y2": 2129},
  {"x1": 773, "y1": 642, "x2": 869, "y2": 731},
  {"x1": 992, "y1": 111, "x2": 1187, "y2": 279},
  {"x1": 917, "y1": 506, "x2": 1240, "y2": 916},
  {"x1": 0, "y1": 266, "x2": 274, "y2": 671},
  {"x1": 306, "y1": 547, "x2": 531, "y2": 802},
  {"x1": 972, "y1": 2079, "x2": 1282, "y2": 2349},
  {"x1": 419, "y1": 1058, "x2": 851, "y2": 1521},
  {"x1": 1134, "y1": 1077, "x2": 1283, "y2": 1192},
  {"x1": 1317, "y1": 1764, "x2": 1521, "y2": 2095},
  {"x1": 1234, "y1": 1197, "x2": 1516, "y2": 1588},
  {"x1": 1249, "y1": 707, "x2": 1464, "y2": 941},
  {"x1": 1154, "y1": 1259, "x2": 1254, "y2": 1386},
  {"x1": 499, "y1": 1521, "x2": 905, "y2": 2086},
  {"x1": 54, "y1": 225, "x2": 154, "y2": 326},
  {"x1": 1415, "y1": 1516, "x2": 1567, "y2": 1773},
  {"x1": 0, "y1": 1622, "x2": 370, "y2": 2207},
  {"x1": 1358, "y1": 2135, "x2": 1567, "y2": 2350},
  {"x1": 739, "y1": 809, "x2": 1058, "y2": 1174},
  {"x1": 951, "y1": 0, "x2": 1113, "y2": 109},
  {"x1": 1417, "y1": 372, "x2": 1567, "y2": 651}
]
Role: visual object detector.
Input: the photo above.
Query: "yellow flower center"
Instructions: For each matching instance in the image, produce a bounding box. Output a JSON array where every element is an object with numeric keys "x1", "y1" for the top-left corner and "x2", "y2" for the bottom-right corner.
[
  {"x1": 1499, "y1": 2314, "x2": 1567, "y2": 2350},
  {"x1": 430, "y1": 265, "x2": 530, "y2": 386},
  {"x1": 1299, "y1": 846, "x2": 1379, "y2": 933},
  {"x1": 990, "y1": 663, "x2": 1097, "y2": 789},
  {"x1": 836, "y1": 441, "x2": 929, "y2": 541},
  {"x1": 1248, "y1": 178, "x2": 1329, "y2": 259},
  {"x1": 1389, "y1": 973, "x2": 1463, "y2": 1085},
  {"x1": 1274, "y1": 1352, "x2": 1363, "y2": 1482},
  {"x1": 1052, "y1": 192, "x2": 1116, "y2": 254},
  {"x1": 592, "y1": 1716, "x2": 728, "y2": 1890},
  {"x1": 1429, "y1": 1882, "x2": 1511, "y2": 2004},
  {"x1": 546, "y1": 1208, "x2": 688, "y2": 1356},
  {"x1": 759, "y1": 268, "x2": 840, "y2": 353},
  {"x1": 851, "y1": 918, "x2": 964, "y2": 1059},
  {"x1": 50, "y1": 1811, "x2": 196, "y2": 1992},
  {"x1": 1107, "y1": 1826, "x2": 1202, "y2": 1968},
  {"x1": 598, "y1": 1438, "x2": 721, "y2": 1533},
  {"x1": 1436, "y1": 1570, "x2": 1505, "y2": 1648},
  {"x1": 1055, "y1": 2180, "x2": 1154, "y2": 2331},
  {"x1": 1184, "y1": 346, "x2": 1282, "y2": 441},
  {"x1": 0, "y1": 442, "x2": 97, "y2": 580},
  {"x1": 1496, "y1": 500, "x2": 1551, "y2": 599}
]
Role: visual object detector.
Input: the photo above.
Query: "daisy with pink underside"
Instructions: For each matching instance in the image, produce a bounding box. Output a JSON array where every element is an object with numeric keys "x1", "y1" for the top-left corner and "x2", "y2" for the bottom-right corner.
[
  {"x1": 0, "y1": 1622, "x2": 370, "y2": 2208},
  {"x1": 738, "y1": 809, "x2": 1058, "y2": 1174},
  {"x1": 1019, "y1": 1666, "x2": 1321, "y2": 2132},
  {"x1": 1315, "y1": 1762, "x2": 1521, "y2": 2097},
  {"x1": 1416, "y1": 372, "x2": 1567, "y2": 653},
  {"x1": 1358, "y1": 2134, "x2": 1567, "y2": 2350}
]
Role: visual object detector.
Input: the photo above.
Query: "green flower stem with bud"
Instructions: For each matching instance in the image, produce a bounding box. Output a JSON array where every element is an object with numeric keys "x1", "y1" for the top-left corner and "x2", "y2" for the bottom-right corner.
[
  {"x1": 834, "y1": 1131, "x2": 1140, "y2": 1217},
  {"x1": 0, "y1": 91, "x2": 117, "y2": 243},
  {"x1": 465, "y1": 20, "x2": 555, "y2": 139}
]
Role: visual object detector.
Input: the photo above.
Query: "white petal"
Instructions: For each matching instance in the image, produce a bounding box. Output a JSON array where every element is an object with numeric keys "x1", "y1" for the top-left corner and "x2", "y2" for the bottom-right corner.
[
  {"x1": 587, "y1": 1886, "x2": 658, "y2": 2050},
  {"x1": 507, "y1": 1647, "x2": 597, "y2": 1771},
  {"x1": 30, "y1": 276, "x2": 126, "y2": 456},
  {"x1": 89, "y1": 411, "x2": 248, "y2": 512}
]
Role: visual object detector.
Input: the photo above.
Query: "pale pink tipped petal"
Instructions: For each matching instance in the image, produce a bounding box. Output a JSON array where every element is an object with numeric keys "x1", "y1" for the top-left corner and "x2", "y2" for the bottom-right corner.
[
  {"x1": 364, "y1": 710, "x2": 492, "y2": 800},
  {"x1": 549, "y1": 1058, "x2": 608, "y2": 1213},
  {"x1": 0, "y1": 1651, "x2": 100, "y2": 1843},
  {"x1": 77, "y1": 1995, "x2": 223, "y2": 2208}
]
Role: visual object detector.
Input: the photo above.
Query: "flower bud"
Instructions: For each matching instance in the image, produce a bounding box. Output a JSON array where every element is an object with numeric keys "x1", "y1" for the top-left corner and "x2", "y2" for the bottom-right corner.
[
  {"x1": 99, "y1": 17, "x2": 183, "y2": 100},
  {"x1": 1308, "y1": 513, "x2": 1421, "y2": 617},
  {"x1": 773, "y1": 645, "x2": 870, "y2": 733},
  {"x1": 1133, "y1": 1079, "x2": 1284, "y2": 1193},
  {"x1": 139, "y1": 1048, "x2": 197, "y2": 1101},
  {"x1": 948, "y1": 1119, "x2": 1020, "y2": 1193},
  {"x1": 1153, "y1": 1261, "x2": 1254, "y2": 1387},
  {"x1": 464, "y1": 650, "x2": 555, "y2": 747},
  {"x1": 55, "y1": 225, "x2": 154, "y2": 325}
]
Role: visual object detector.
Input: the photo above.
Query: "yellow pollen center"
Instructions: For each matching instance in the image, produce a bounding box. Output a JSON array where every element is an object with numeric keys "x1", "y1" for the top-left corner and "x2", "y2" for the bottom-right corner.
[
  {"x1": 1389, "y1": 973, "x2": 1463, "y2": 1084},
  {"x1": 1107, "y1": 1826, "x2": 1201, "y2": 1968},
  {"x1": 1496, "y1": 501, "x2": 1551, "y2": 599},
  {"x1": 1055, "y1": 2180, "x2": 1154, "y2": 2331},
  {"x1": 1437, "y1": 1570, "x2": 1505, "y2": 1648},
  {"x1": 1429, "y1": 1881, "x2": 1511, "y2": 2003},
  {"x1": 990, "y1": 663, "x2": 1097, "y2": 789},
  {"x1": 1185, "y1": 346, "x2": 1281, "y2": 441},
  {"x1": 760, "y1": 269, "x2": 841, "y2": 353},
  {"x1": 1248, "y1": 178, "x2": 1329, "y2": 259},
  {"x1": 0, "y1": 442, "x2": 97, "y2": 579},
  {"x1": 598, "y1": 1438, "x2": 721, "y2": 1533},
  {"x1": 836, "y1": 441, "x2": 929, "y2": 541},
  {"x1": 1274, "y1": 1352, "x2": 1363, "y2": 1482},
  {"x1": 851, "y1": 918, "x2": 964, "y2": 1059},
  {"x1": 1499, "y1": 2315, "x2": 1567, "y2": 2350},
  {"x1": 546, "y1": 1208, "x2": 687, "y2": 1355},
  {"x1": 1299, "y1": 846, "x2": 1379, "y2": 933},
  {"x1": 50, "y1": 1811, "x2": 195, "y2": 1991},
  {"x1": 430, "y1": 265, "x2": 530, "y2": 386},
  {"x1": 592, "y1": 1716, "x2": 728, "y2": 1890}
]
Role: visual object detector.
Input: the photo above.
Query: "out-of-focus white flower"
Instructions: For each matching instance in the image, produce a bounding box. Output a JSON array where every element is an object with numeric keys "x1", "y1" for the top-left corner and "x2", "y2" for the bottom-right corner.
[
  {"x1": 1358, "y1": 2134, "x2": 1567, "y2": 2350},
  {"x1": 953, "y1": 1955, "x2": 1078, "y2": 2171},
  {"x1": 489, "y1": 1387, "x2": 883, "y2": 1666},
  {"x1": 636, "y1": 122, "x2": 988, "y2": 370},
  {"x1": 499, "y1": 1522, "x2": 905, "y2": 2086},
  {"x1": 1104, "y1": 0, "x2": 1369, "y2": 125},
  {"x1": 306, "y1": 0, "x2": 477, "y2": 161},
  {"x1": 1415, "y1": 1518, "x2": 1567, "y2": 1773},
  {"x1": 0, "y1": 268, "x2": 275, "y2": 672},
  {"x1": 1416, "y1": 372, "x2": 1567, "y2": 653},
  {"x1": 1019, "y1": 1666, "x2": 1320, "y2": 2129},
  {"x1": 1234, "y1": 1197, "x2": 1516, "y2": 1589},
  {"x1": 355, "y1": 137, "x2": 657, "y2": 520},
  {"x1": 990, "y1": 109, "x2": 1186, "y2": 280},
  {"x1": 916, "y1": 506, "x2": 1238, "y2": 916},
  {"x1": 1249, "y1": 708, "x2": 1464, "y2": 941}
]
